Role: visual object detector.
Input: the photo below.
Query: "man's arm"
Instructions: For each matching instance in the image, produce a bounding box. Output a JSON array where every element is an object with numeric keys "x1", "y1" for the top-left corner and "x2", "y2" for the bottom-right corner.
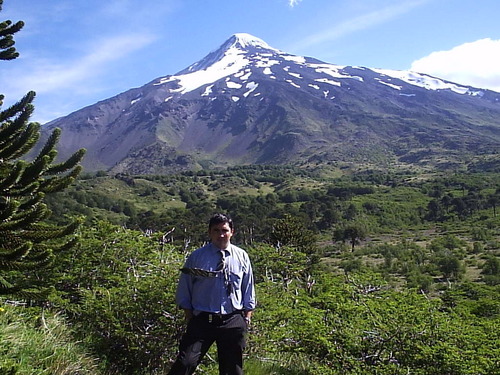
[
  {"x1": 241, "y1": 254, "x2": 256, "y2": 325},
  {"x1": 176, "y1": 272, "x2": 194, "y2": 316}
]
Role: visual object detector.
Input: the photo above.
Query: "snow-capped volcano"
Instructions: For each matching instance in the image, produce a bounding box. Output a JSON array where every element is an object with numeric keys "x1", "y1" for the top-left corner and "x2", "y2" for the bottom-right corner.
[
  {"x1": 153, "y1": 33, "x2": 484, "y2": 99},
  {"x1": 45, "y1": 34, "x2": 500, "y2": 174}
]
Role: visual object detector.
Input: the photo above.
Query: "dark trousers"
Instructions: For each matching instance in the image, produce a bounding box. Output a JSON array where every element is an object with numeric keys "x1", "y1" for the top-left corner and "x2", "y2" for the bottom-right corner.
[{"x1": 168, "y1": 312, "x2": 247, "y2": 375}]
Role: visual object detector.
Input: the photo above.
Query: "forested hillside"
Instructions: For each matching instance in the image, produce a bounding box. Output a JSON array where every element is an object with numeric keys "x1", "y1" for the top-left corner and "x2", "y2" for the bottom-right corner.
[
  {"x1": 2, "y1": 153, "x2": 499, "y2": 373},
  {"x1": 9, "y1": 166, "x2": 493, "y2": 374}
]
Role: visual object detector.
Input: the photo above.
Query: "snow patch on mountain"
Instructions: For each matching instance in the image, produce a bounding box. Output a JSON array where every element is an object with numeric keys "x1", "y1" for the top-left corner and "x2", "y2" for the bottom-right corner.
[
  {"x1": 315, "y1": 78, "x2": 341, "y2": 87},
  {"x1": 262, "y1": 67, "x2": 274, "y2": 75},
  {"x1": 311, "y1": 63, "x2": 362, "y2": 82},
  {"x1": 376, "y1": 78, "x2": 402, "y2": 90},
  {"x1": 372, "y1": 68, "x2": 482, "y2": 95},
  {"x1": 244, "y1": 82, "x2": 258, "y2": 97},
  {"x1": 155, "y1": 46, "x2": 249, "y2": 94},
  {"x1": 202, "y1": 85, "x2": 214, "y2": 96},
  {"x1": 282, "y1": 55, "x2": 306, "y2": 64},
  {"x1": 255, "y1": 57, "x2": 280, "y2": 69},
  {"x1": 226, "y1": 80, "x2": 243, "y2": 89},
  {"x1": 235, "y1": 70, "x2": 252, "y2": 80}
]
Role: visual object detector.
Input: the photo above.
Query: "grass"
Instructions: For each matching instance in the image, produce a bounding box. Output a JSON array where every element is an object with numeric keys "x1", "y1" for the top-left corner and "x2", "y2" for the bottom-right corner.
[
  {"x1": 195, "y1": 353, "x2": 316, "y2": 375},
  {"x1": 0, "y1": 304, "x2": 106, "y2": 375}
]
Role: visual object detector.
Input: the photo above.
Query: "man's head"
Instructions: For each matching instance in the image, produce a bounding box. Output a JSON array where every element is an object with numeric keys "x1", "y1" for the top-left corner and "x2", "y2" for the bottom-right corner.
[
  {"x1": 208, "y1": 213, "x2": 234, "y2": 249},
  {"x1": 209, "y1": 213, "x2": 233, "y2": 230}
]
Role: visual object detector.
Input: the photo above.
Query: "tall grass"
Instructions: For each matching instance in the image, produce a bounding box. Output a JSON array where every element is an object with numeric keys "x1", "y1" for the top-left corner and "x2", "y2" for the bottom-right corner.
[
  {"x1": 0, "y1": 303, "x2": 106, "y2": 375},
  {"x1": 193, "y1": 352, "x2": 317, "y2": 375},
  {"x1": 244, "y1": 354, "x2": 316, "y2": 375}
]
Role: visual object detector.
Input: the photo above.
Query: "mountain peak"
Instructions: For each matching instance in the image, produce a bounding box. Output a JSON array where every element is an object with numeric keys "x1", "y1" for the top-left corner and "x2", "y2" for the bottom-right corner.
[
  {"x1": 227, "y1": 33, "x2": 275, "y2": 51},
  {"x1": 176, "y1": 33, "x2": 279, "y2": 75}
]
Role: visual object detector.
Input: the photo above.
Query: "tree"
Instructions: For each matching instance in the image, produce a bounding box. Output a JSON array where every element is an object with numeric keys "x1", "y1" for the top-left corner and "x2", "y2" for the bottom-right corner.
[
  {"x1": 268, "y1": 214, "x2": 317, "y2": 255},
  {"x1": 487, "y1": 192, "x2": 499, "y2": 217},
  {"x1": 481, "y1": 256, "x2": 500, "y2": 285},
  {"x1": 0, "y1": 1, "x2": 86, "y2": 299},
  {"x1": 436, "y1": 253, "x2": 464, "y2": 281},
  {"x1": 333, "y1": 223, "x2": 367, "y2": 252},
  {"x1": 426, "y1": 199, "x2": 444, "y2": 221},
  {"x1": 482, "y1": 256, "x2": 500, "y2": 276}
]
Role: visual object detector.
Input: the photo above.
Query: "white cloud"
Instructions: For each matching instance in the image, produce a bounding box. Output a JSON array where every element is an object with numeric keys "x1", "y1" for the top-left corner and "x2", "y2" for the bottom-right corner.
[
  {"x1": 288, "y1": 0, "x2": 303, "y2": 7},
  {"x1": 410, "y1": 38, "x2": 500, "y2": 92}
]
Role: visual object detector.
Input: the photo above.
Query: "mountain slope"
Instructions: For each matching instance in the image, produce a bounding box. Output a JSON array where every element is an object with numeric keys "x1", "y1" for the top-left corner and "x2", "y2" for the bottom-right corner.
[{"x1": 45, "y1": 33, "x2": 500, "y2": 174}]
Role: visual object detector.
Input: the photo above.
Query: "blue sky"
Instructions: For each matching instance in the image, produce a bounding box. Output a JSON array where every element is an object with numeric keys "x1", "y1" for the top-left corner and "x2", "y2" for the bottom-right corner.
[{"x1": 1, "y1": 0, "x2": 499, "y2": 124}]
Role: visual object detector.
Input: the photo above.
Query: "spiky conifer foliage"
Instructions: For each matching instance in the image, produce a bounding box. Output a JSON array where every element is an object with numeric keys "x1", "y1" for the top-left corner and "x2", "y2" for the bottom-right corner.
[
  {"x1": 0, "y1": 0, "x2": 86, "y2": 299},
  {"x1": 0, "y1": 1, "x2": 23, "y2": 61}
]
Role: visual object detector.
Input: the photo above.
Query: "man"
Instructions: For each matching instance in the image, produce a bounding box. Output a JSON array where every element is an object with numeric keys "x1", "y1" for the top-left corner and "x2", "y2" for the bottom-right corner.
[{"x1": 168, "y1": 213, "x2": 256, "y2": 375}]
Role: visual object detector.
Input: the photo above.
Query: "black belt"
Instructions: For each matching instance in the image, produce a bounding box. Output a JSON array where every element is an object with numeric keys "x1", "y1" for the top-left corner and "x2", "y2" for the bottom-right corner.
[{"x1": 198, "y1": 310, "x2": 242, "y2": 323}]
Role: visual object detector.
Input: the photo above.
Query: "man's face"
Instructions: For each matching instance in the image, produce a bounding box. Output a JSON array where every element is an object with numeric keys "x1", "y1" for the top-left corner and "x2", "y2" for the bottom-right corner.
[{"x1": 209, "y1": 222, "x2": 234, "y2": 249}]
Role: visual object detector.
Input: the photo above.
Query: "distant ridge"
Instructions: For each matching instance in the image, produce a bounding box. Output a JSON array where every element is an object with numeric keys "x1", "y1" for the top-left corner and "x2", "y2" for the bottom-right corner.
[{"x1": 44, "y1": 33, "x2": 500, "y2": 174}]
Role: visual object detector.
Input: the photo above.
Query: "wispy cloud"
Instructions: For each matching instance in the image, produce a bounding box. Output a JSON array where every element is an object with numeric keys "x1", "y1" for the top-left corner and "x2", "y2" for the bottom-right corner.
[
  {"x1": 291, "y1": 0, "x2": 429, "y2": 50},
  {"x1": 288, "y1": 0, "x2": 303, "y2": 7},
  {"x1": 410, "y1": 38, "x2": 500, "y2": 92},
  {"x1": 0, "y1": 0, "x2": 176, "y2": 123},
  {"x1": 0, "y1": 31, "x2": 156, "y2": 123},
  {"x1": 3, "y1": 33, "x2": 156, "y2": 98}
]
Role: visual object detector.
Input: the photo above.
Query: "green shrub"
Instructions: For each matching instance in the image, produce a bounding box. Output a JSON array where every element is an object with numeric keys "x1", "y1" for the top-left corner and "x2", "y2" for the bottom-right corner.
[{"x1": 48, "y1": 221, "x2": 186, "y2": 374}]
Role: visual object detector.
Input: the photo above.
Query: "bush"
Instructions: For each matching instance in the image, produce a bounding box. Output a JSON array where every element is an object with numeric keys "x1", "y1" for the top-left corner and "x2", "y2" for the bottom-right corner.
[{"x1": 48, "y1": 221, "x2": 186, "y2": 374}]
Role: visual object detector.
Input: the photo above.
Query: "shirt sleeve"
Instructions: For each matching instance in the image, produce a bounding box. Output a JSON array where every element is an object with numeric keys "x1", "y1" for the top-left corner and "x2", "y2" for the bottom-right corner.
[
  {"x1": 175, "y1": 266, "x2": 193, "y2": 310},
  {"x1": 241, "y1": 255, "x2": 256, "y2": 311}
]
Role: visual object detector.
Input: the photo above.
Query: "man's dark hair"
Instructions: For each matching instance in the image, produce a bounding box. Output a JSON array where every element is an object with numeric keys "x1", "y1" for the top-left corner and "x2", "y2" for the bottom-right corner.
[{"x1": 209, "y1": 213, "x2": 233, "y2": 230}]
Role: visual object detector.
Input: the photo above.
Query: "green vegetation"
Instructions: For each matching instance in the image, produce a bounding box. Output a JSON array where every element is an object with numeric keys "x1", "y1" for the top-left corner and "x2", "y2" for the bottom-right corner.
[
  {"x1": 0, "y1": 304, "x2": 104, "y2": 374},
  {"x1": 3, "y1": 165, "x2": 498, "y2": 374}
]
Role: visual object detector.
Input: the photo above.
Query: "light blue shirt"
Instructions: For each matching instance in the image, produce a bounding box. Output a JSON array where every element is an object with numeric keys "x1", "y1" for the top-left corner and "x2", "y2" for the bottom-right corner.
[{"x1": 176, "y1": 243, "x2": 256, "y2": 315}]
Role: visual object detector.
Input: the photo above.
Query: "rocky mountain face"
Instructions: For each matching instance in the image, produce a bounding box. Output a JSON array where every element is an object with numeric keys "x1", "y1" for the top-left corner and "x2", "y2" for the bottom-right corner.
[{"x1": 44, "y1": 33, "x2": 500, "y2": 174}]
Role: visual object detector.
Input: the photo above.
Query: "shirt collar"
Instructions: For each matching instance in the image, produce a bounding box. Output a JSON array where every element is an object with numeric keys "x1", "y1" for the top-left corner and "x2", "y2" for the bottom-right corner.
[{"x1": 211, "y1": 242, "x2": 232, "y2": 254}]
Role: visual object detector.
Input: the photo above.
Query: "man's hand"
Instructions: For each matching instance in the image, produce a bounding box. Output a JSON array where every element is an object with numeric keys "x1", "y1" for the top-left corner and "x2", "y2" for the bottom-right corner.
[
  {"x1": 183, "y1": 309, "x2": 193, "y2": 322},
  {"x1": 244, "y1": 311, "x2": 252, "y2": 327}
]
